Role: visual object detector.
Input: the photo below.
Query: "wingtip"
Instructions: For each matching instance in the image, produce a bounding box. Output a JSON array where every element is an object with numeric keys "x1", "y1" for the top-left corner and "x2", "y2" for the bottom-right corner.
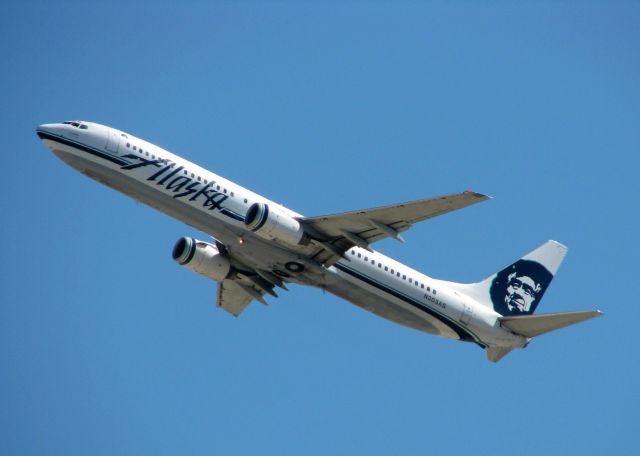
[{"x1": 463, "y1": 190, "x2": 492, "y2": 200}]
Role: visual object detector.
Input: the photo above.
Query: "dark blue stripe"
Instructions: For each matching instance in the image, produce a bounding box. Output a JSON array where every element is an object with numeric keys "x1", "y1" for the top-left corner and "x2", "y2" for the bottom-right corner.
[
  {"x1": 220, "y1": 208, "x2": 245, "y2": 222},
  {"x1": 37, "y1": 131, "x2": 128, "y2": 166},
  {"x1": 334, "y1": 262, "x2": 483, "y2": 346},
  {"x1": 40, "y1": 130, "x2": 251, "y2": 226}
]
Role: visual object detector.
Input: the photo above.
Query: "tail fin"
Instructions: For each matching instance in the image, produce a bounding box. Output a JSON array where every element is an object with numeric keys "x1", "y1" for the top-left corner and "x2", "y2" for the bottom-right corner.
[{"x1": 449, "y1": 240, "x2": 568, "y2": 316}]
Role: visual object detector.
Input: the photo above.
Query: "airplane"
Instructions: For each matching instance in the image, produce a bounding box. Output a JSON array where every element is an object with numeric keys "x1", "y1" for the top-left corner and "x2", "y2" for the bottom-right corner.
[{"x1": 36, "y1": 120, "x2": 602, "y2": 362}]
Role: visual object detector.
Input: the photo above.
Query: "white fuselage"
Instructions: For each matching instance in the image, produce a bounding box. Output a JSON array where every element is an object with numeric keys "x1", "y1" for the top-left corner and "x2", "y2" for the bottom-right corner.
[{"x1": 37, "y1": 121, "x2": 527, "y2": 351}]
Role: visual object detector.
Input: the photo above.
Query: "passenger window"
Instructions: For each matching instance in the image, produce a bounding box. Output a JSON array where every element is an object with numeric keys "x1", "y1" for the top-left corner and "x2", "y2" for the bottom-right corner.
[
  {"x1": 197, "y1": 176, "x2": 201, "y2": 181},
  {"x1": 357, "y1": 253, "x2": 361, "y2": 258},
  {"x1": 409, "y1": 278, "x2": 412, "y2": 283},
  {"x1": 421, "y1": 284, "x2": 424, "y2": 289},
  {"x1": 231, "y1": 192, "x2": 234, "y2": 197},
  {"x1": 384, "y1": 266, "x2": 388, "y2": 271},
  {"x1": 126, "y1": 143, "x2": 130, "y2": 148},
  {"x1": 402, "y1": 275, "x2": 406, "y2": 280}
]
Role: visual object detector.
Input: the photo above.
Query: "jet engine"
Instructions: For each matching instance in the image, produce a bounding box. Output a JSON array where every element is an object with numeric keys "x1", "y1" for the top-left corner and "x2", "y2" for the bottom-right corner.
[
  {"x1": 244, "y1": 202, "x2": 305, "y2": 246},
  {"x1": 172, "y1": 237, "x2": 231, "y2": 281}
]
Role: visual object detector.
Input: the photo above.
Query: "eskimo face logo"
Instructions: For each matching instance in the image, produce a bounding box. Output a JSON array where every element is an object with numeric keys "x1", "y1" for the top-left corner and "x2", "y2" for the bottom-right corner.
[{"x1": 490, "y1": 260, "x2": 553, "y2": 316}]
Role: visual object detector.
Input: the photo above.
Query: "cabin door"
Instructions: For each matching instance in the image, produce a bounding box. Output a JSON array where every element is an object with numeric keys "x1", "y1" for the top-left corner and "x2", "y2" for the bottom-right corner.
[
  {"x1": 460, "y1": 301, "x2": 473, "y2": 326},
  {"x1": 105, "y1": 129, "x2": 120, "y2": 153}
]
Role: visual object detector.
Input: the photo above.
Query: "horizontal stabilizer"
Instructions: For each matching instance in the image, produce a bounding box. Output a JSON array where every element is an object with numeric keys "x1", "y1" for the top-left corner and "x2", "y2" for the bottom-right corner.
[
  {"x1": 499, "y1": 310, "x2": 603, "y2": 338},
  {"x1": 486, "y1": 346, "x2": 514, "y2": 363}
]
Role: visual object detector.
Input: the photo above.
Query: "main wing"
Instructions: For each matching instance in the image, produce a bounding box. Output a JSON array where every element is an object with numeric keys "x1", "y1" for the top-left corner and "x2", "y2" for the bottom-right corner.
[
  {"x1": 300, "y1": 191, "x2": 490, "y2": 265},
  {"x1": 217, "y1": 191, "x2": 488, "y2": 313}
]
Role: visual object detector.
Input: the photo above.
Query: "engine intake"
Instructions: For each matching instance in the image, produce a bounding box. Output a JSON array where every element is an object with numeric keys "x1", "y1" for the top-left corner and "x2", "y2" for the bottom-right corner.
[
  {"x1": 172, "y1": 237, "x2": 231, "y2": 282},
  {"x1": 244, "y1": 202, "x2": 305, "y2": 246}
]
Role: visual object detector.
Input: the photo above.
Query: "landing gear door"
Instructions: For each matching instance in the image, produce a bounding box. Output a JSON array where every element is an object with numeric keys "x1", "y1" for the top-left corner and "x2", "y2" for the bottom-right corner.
[{"x1": 105, "y1": 129, "x2": 121, "y2": 154}]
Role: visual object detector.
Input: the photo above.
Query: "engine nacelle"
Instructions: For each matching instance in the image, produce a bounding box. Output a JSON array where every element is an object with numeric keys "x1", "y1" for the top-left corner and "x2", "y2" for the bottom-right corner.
[
  {"x1": 172, "y1": 237, "x2": 231, "y2": 282},
  {"x1": 244, "y1": 202, "x2": 305, "y2": 246}
]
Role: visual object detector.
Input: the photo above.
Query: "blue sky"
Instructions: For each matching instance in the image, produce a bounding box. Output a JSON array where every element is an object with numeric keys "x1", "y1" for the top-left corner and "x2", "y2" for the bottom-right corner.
[{"x1": 2, "y1": 1, "x2": 639, "y2": 454}]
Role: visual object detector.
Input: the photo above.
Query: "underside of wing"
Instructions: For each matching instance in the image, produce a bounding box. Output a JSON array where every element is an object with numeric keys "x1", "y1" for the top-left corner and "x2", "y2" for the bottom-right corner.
[
  {"x1": 300, "y1": 191, "x2": 489, "y2": 265},
  {"x1": 217, "y1": 280, "x2": 254, "y2": 316},
  {"x1": 216, "y1": 271, "x2": 280, "y2": 316}
]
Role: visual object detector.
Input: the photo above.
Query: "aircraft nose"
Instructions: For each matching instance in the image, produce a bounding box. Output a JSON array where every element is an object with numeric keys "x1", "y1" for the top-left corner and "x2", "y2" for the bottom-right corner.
[{"x1": 36, "y1": 123, "x2": 59, "y2": 139}]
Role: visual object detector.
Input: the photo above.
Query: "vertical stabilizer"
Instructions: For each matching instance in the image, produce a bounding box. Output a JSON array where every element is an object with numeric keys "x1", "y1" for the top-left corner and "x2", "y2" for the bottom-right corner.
[{"x1": 448, "y1": 241, "x2": 568, "y2": 317}]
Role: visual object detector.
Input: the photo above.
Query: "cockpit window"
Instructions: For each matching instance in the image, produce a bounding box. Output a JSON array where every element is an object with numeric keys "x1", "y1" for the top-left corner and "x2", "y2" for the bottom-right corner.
[{"x1": 63, "y1": 121, "x2": 88, "y2": 129}]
